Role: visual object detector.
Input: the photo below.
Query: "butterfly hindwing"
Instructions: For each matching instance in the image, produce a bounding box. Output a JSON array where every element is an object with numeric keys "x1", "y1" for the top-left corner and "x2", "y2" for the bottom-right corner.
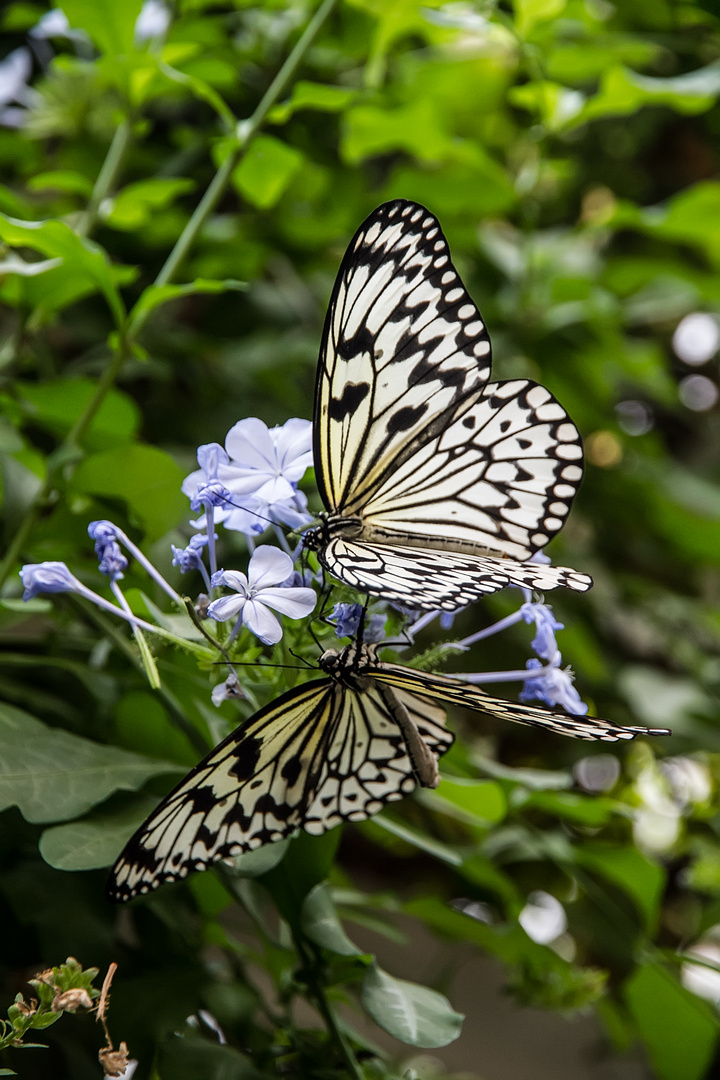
[
  {"x1": 359, "y1": 379, "x2": 584, "y2": 560},
  {"x1": 320, "y1": 537, "x2": 591, "y2": 611},
  {"x1": 303, "y1": 683, "x2": 452, "y2": 833}
]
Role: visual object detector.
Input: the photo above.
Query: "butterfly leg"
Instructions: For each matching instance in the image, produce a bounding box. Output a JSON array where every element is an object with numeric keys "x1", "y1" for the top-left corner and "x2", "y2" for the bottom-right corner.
[{"x1": 376, "y1": 684, "x2": 440, "y2": 788}]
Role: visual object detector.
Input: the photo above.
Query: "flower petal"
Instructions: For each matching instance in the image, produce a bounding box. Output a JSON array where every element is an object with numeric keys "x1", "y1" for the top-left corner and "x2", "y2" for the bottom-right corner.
[
  {"x1": 247, "y1": 546, "x2": 293, "y2": 589},
  {"x1": 197, "y1": 442, "x2": 229, "y2": 480},
  {"x1": 225, "y1": 418, "x2": 276, "y2": 472},
  {"x1": 207, "y1": 594, "x2": 246, "y2": 622},
  {"x1": 257, "y1": 587, "x2": 317, "y2": 619},
  {"x1": 218, "y1": 570, "x2": 249, "y2": 594},
  {"x1": 242, "y1": 599, "x2": 283, "y2": 644}
]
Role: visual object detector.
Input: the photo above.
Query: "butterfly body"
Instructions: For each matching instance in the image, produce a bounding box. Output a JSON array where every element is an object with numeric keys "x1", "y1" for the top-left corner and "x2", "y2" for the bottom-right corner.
[
  {"x1": 307, "y1": 199, "x2": 592, "y2": 610},
  {"x1": 108, "y1": 641, "x2": 669, "y2": 901}
]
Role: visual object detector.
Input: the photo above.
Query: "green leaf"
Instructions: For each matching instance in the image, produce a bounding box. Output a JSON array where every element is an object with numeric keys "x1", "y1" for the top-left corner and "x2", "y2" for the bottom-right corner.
[
  {"x1": 342, "y1": 98, "x2": 452, "y2": 165},
  {"x1": 129, "y1": 279, "x2": 246, "y2": 334},
  {"x1": 514, "y1": 0, "x2": 566, "y2": 37},
  {"x1": 575, "y1": 843, "x2": 666, "y2": 931},
  {"x1": 232, "y1": 136, "x2": 304, "y2": 210},
  {"x1": 232, "y1": 839, "x2": 289, "y2": 878},
  {"x1": 369, "y1": 814, "x2": 463, "y2": 865},
  {"x1": 157, "y1": 1033, "x2": 268, "y2": 1080},
  {"x1": 361, "y1": 963, "x2": 464, "y2": 1048},
  {"x1": 0, "y1": 703, "x2": 181, "y2": 824},
  {"x1": 0, "y1": 215, "x2": 125, "y2": 325},
  {"x1": 58, "y1": 0, "x2": 143, "y2": 56},
  {"x1": 38, "y1": 796, "x2": 159, "y2": 870},
  {"x1": 301, "y1": 883, "x2": 363, "y2": 956},
  {"x1": 15, "y1": 378, "x2": 139, "y2": 450},
  {"x1": 71, "y1": 444, "x2": 188, "y2": 540},
  {"x1": 27, "y1": 170, "x2": 94, "y2": 196},
  {"x1": 101, "y1": 177, "x2": 195, "y2": 232},
  {"x1": 625, "y1": 964, "x2": 718, "y2": 1080},
  {"x1": 269, "y1": 81, "x2": 357, "y2": 124},
  {"x1": 578, "y1": 62, "x2": 720, "y2": 128},
  {"x1": 261, "y1": 830, "x2": 341, "y2": 930},
  {"x1": 523, "y1": 790, "x2": 617, "y2": 826},
  {"x1": 473, "y1": 756, "x2": 573, "y2": 790},
  {"x1": 428, "y1": 777, "x2": 507, "y2": 825}
]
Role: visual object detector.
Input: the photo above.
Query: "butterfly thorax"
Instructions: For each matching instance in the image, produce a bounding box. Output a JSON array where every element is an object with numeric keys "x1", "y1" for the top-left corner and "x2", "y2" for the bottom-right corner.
[{"x1": 302, "y1": 514, "x2": 364, "y2": 551}]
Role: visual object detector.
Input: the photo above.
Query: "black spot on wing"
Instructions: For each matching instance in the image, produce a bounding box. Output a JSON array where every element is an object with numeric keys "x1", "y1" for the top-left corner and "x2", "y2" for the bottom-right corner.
[
  {"x1": 328, "y1": 382, "x2": 370, "y2": 421},
  {"x1": 187, "y1": 784, "x2": 221, "y2": 813},
  {"x1": 281, "y1": 756, "x2": 303, "y2": 786},
  {"x1": 228, "y1": 736, "x2": 262, "y2": 781},
  {"x1": 387, "y1": 403, "x2": 429, "y2": 435}
]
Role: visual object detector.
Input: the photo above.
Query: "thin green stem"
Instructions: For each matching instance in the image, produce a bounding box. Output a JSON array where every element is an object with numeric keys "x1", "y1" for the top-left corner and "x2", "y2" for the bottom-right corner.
[
  {"x1": 77, "y1": 119, "x2": 132, "y2": 238},
  {"x1": 151, "y1": 0, "x2": 339, "y2": 291},
  {"x1": 294, "y1": 934, "x2": 365, "y2": 1080},
  {"x1": 69, "y1": 596, "x2": 212, "y2": 756},
  {"x1": 66, "y1": 333, "x2": 131, "y2": 451}
]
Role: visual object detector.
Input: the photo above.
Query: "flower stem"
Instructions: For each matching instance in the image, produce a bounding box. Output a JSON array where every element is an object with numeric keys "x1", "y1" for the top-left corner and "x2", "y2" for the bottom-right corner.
[
  {"x1": 151, "y1": 0, "x2": 339, "y2": 291},
  {"x1": 294, "y1": 934, "x2": 364, "y2": 1080},
  {"x1": 77, "y1": 119, "x2": 132, "y2": 238}
]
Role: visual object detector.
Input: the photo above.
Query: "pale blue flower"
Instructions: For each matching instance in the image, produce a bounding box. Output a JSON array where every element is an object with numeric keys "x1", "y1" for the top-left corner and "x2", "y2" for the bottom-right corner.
[
  {"x1": 521, "y1": 602, "x2": 564, "y2": 661},
  {"x1": 328, "y1": 602, "x2": 385, "y2": 642},
  {"x1": 222, "y1": 417, "x2": 313, "y2": 502},
  {"x1": 182, "y1": 419, "x2": 313, "y2": 512},
  {"x1": 20, "y1": 561, "x2": 82, "y2": 600},
  {"x1": 88, "y1": 520, "x2": 128, "y2": 581},
  {"x1": 520, "y1": 659, "x2": 589, "y2": 715},
  {"x1": 171, "y1": 533, "x2": 209, "y2": 574},
  {"x1": 207, "y1": 546, "x2": 316, "y2": 645},
  {"x1": 329, "y1": 603, "x2": 362, "y2": 638}
]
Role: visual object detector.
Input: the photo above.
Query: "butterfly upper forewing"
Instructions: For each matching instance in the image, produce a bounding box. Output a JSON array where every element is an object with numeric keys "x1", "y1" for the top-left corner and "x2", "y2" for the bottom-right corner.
[
  {"x1": 369, "y1": 662, "x2": 671, "y2": 743},
  {"x1": 315, "y1": 200, "x2": 493, "y2": 513},
  {"x1": 108, "y1": 679, "x2": 339, "y2": 901}
]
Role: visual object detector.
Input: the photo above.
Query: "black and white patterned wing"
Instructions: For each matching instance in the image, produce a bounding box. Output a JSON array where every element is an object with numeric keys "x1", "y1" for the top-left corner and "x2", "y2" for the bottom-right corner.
[
  {"x1": 315, "y1": 200, "x2": 492, "y2": 514},
  {"x1": 370, "y1": 665, "x2": 671, "y2": 743},
  {"x1": 108, "y1": 679, "x2": 337, "y2": 901},
  {"x1": 302, "y1": 684, "x2": 453, "y2": 833},
  {"x1": 360, "y1": 379, "x2": 584, "y2": 560},
  {"x1": 320, "y1": 538, "x2": 592, "y2": 611},
  {"x1": 107, "y1": 676, "x2": 454, "y2": 901}
]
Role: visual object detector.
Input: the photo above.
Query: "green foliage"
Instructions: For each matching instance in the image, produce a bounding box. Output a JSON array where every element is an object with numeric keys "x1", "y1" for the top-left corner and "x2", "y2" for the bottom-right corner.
[{"x1": 1, "y1": 0, "x2": 720, "y2": 1077}]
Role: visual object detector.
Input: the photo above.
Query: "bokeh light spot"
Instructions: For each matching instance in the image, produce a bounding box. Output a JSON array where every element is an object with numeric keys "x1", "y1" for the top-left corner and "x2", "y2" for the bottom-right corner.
[
  {"x1": 586, "y1": 430, "x2": 623, "y2": 467},
  {"x1": 673, "y1": 313, "x2": 720, "y2": 366}
]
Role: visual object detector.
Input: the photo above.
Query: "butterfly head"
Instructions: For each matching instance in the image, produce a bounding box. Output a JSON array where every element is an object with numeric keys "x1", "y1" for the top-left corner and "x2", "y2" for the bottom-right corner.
[{"x1": 319, "y1": 640, "x2": 378, "y2": 687}]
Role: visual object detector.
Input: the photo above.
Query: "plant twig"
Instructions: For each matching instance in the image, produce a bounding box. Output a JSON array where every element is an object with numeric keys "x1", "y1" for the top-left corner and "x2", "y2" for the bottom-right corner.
[
  {"x1": 151, "y1": 0, "x2": 339, "y2": 291},
  {"x1": 77, "y1": 120, "x2": 132, "y2": 238}
]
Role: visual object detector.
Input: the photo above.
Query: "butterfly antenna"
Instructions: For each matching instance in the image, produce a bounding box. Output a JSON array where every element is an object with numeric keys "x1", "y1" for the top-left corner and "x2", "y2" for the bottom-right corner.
[{"x1": 289, "y1": 648, "x2": 315, "y2": 670}]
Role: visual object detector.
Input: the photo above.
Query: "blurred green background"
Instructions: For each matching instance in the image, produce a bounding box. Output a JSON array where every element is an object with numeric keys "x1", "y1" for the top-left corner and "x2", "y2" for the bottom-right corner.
[{"x1": 1, "y1": 0, "x2": 720, "y2": 1077}]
